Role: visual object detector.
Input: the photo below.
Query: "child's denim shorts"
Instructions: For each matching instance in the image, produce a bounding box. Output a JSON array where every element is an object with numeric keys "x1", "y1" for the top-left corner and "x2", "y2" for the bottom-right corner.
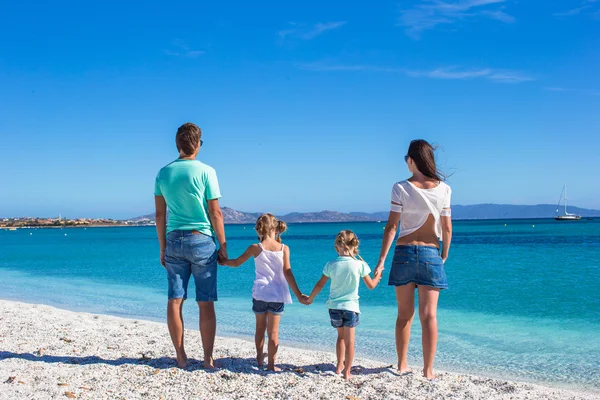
[
  {"x1": 165, "y1": 230, "x2": 218, "y2": 302},
  {"x1": 329, "y1": 309, "x2": 360, "y2": 328},
  {"x1": 252, "y1": 299, "x2": 285, "y2": 315},
  {"x1": 388, "y1": 245, "x2": 448, "y2": 289}
]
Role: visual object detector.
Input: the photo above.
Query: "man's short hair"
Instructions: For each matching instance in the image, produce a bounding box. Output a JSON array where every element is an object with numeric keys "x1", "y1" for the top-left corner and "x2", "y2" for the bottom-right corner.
[{"x1": 176, "y1": 122, "x2": 201, "y2": 156}]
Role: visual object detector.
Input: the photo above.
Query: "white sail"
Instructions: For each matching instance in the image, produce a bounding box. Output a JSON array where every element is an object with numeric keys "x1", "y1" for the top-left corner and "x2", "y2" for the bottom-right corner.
[{"x1": 555, "y1": 184, "x2": 581, "y2": 220}]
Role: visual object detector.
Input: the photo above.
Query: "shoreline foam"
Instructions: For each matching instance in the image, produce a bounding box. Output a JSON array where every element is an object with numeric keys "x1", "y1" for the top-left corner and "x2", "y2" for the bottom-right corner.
[{"x1": 0, "y1": 300, "x2": 596, "y2": 399}]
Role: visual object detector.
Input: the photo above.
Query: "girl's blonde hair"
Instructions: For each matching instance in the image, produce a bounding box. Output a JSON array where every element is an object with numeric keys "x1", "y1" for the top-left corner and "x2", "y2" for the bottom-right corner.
[
  {"x1": 334, "y1": 230, "x2": 364, "y2": 261},
  {"x1": 255, "y1": 213, "x2": 287, "y2": 243}
]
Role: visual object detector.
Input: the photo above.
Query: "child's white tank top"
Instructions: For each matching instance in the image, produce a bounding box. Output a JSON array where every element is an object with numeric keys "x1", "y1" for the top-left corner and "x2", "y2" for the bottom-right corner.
[{"x1": 252, "y1": 243, "x2": 293, "y2": 304}]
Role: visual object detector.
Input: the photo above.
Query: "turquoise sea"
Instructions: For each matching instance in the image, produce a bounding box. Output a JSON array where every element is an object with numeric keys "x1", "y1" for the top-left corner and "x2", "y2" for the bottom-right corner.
[{"x1": 1, "y1": 219, "x2": 599, "y2": 390}]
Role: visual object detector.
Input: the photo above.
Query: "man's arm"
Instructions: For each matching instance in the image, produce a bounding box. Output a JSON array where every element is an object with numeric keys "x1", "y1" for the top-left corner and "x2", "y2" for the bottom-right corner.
[
  {"x1": 208, "y1": 199, "x2": 227, "y2": 262},
  {"x1": 155, "y1": 195, "x2": 167, "y2": 267}
]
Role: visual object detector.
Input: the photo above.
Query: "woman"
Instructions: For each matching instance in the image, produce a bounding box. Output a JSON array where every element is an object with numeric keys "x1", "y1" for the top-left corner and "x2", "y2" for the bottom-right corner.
[{"x1": 374, "y1": 139, "x2": 452, "y2": 379}]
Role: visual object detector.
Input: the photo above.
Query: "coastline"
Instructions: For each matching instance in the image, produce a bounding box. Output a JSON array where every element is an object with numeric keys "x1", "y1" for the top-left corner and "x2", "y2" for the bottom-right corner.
[
  {"x1": 2, "y1": 216, "x2": 597, "y2": 231},
  {"x1": 0, "y1": 300, "x2": 595, "y2": 400}
]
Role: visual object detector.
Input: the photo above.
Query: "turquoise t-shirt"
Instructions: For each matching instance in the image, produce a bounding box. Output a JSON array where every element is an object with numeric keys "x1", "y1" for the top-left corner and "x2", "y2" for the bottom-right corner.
[
  {"x1": 154, "y1": 159, "x2": 221, "y2": 235},
  {"x1": 323, "y1": 256, "x2": 371, "y2": 313}
]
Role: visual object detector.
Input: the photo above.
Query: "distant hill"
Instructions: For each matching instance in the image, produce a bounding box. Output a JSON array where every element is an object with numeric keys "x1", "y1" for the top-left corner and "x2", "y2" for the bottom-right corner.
[
  {"x1": 132, "y1": 204, "x2": 600, "y2": 224},
  {"x1": 350, "y1": 211, "x2": 389, "y2": 221},
  {"x1": 282, "y1": 211, "x2": 370, "y2": 223}
]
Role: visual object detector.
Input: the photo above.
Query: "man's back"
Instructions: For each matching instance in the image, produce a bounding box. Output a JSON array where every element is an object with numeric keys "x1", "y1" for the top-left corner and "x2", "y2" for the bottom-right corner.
[{"x1": 154, "y1": 159, "x2": 221, "y2": 236}]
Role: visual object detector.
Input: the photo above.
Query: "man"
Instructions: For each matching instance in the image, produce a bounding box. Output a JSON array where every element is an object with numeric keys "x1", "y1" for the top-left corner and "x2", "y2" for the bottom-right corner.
[{"x1": 154, "y1": 122, "x2": 227, "y2": 369}]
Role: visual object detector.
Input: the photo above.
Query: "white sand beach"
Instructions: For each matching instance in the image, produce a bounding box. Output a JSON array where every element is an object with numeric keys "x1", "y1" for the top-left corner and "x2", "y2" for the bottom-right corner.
[{"x1": 0, "y1": 300, "x2": 595, "y2": 400}]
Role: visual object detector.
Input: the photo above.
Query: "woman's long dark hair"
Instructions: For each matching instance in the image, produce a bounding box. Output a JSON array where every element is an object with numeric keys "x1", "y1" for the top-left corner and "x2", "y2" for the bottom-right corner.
[{"x1": 406, "y1": 139, "x2": 445, "y2": 181}]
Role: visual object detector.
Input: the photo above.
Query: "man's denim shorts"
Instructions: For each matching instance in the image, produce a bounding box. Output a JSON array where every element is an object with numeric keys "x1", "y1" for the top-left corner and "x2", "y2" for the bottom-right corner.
[
  {"x1": 252, "y1": 299, "x2": 285, "y2": 315},
  {"x1": 388, "y1": 245, "x2": 448, "y2": 289},
  {"x1": 165, "y1": 230, "x2": 218, "y2": 302},
  {"x1": 329, "y1": 309, "x2": 360, "y2": 328}
]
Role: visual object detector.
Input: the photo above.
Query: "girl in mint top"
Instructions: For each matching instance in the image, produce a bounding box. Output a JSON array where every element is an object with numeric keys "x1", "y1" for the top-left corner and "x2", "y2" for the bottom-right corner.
[{"x1": 307, "y1": 230, "x2": 382, "y2": 380}]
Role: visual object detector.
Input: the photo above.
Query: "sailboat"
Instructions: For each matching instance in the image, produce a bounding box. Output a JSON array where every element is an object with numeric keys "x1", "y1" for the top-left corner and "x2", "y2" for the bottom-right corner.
[{"x1": 555, "y1": 184, "x2": 581, "y2": 221}]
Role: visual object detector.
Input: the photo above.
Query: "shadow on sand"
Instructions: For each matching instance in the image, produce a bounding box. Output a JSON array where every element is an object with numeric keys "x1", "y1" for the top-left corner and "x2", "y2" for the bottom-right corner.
[{"x1": 0, "y1": 351, "x2": 399, "y2": 377}]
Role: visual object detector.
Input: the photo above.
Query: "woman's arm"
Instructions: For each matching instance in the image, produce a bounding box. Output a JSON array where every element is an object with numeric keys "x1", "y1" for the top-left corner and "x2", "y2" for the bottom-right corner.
[
  {"x1": 441, "y1": 215, "x2": 452, "y2": 263},
  {"x1": 307, "y1": 275, "x2": 329, "y2": 304},
  {"x1": 221, "y1": 244, "x2": 260, "y2": 267},
  {"x1": 154, "y1": 196, "x2": 167, "y2": 268},
  {"x1": 374, "y1": 209, "x2": 401, "y2": 274},
  {"x1": 282, "y1": 246, "x2": 308, "y2": 303}
]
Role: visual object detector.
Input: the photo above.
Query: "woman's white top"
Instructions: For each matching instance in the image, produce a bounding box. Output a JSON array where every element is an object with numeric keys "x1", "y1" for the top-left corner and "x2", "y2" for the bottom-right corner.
[
  {"x1": 390, "y1": 180, "x2": 452, "y2": 239},
  {"x1": 252, "y1": 243, "x2": 293, "y2": 304}
]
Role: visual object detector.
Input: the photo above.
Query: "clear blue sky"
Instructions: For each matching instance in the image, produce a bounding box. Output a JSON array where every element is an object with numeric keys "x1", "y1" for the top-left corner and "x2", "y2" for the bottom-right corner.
[{"x1": 1, "y1": 1, "x2": 599, "y2": 219}]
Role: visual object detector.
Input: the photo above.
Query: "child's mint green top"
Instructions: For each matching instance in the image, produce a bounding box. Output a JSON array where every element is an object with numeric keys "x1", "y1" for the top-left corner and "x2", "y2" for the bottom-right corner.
[
  {"x1": 154, "y1": 159, "x2": 221, "y2": 235},
  {"x1": 323, "y1": 256, "x2": 371, "y2": 313}
]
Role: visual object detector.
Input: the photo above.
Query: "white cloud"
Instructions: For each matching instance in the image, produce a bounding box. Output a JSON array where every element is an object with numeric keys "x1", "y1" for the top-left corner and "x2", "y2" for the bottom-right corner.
[
  {"x1": 482, "y1": 9, "x2": 516, "y2": 23},
  {"x1": 398, "y1": 0, "x2": 514, "y2": 38},
  {"x1": 278, "y1": 22, "x2": 346, "y2": 41},
  {"x1": 164, "y1": 40, "x2": 205, "y2": 58},
  {"x1": 298, "y1": 62, "x2": 533, "y2": 83},
  {"x1": 544, "y1": 87, "x2": 600, "y2": 96},
  {"x1": 405, "y1": 67, "x2": 492, "y2": 79},
  {"x1": 554, "y1": 0, "x2": 599, "y2": 17},
  {"x1": 553, "y1": 6, "x2": 591, "y2": 16}
]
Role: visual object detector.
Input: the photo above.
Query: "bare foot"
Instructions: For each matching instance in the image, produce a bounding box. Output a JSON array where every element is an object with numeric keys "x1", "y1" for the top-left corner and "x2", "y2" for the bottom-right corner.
[
  {"x1": 343, "y1": 370, "x2": 352, "y2": 380},
  {"x1": 203, "y1": 357, "x2": 216, "y2": 369},
  {"x1": 176, "y1": 353, "x2": 188, "y2": 369},
  {"x1": 398, "y1": 363, "x2": 412, "y2": 375},
  {"x1": 423, "y1": 369, "x2": 436, "y2": 380},
  {"x1": 267, "y1": 365, "x2": 281, "y2": 372},
  {"x1": 257, "y1": 352, "x2": 266, "y2": 367},
  {"x1": 335, "y1": 360, "x2": 345, "y2": 374}
]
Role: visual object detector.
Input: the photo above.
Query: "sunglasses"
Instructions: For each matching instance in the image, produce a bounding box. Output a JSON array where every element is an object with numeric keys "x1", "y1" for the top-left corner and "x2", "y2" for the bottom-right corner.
[
  {"x1": 404, "y1": 155, "x2": 409, "y2": 163},
  {"x1": 200, "y1": 140, "x2": 204, "y2": 147}
]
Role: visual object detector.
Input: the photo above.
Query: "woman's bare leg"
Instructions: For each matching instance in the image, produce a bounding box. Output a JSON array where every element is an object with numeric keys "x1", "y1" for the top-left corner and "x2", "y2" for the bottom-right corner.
[
  {"x1": 418, "y1": 285, "x2": 440, "y2": 379},
  {"x1": 395, "y1": 284, "x2": 416, "y2": 373}
]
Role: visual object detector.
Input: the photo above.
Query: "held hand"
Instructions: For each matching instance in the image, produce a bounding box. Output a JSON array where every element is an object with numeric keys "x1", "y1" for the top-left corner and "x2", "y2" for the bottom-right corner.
[
  {"x1": 217, "y1": 245, "x2": 228, "y2": 265},
  {"x1": 160, "y1": 249, "x2": 166, "y2": 268},
  {"x1": 299, "y1": 294, "x2": 311, "y2": 305},
  {"x1": 374, "y1": 261, "x2": 385, "y2": 277}
]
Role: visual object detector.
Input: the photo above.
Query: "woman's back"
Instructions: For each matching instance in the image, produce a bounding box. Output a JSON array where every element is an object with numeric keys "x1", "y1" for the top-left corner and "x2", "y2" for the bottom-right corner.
[{"x1": 392, "y1": 179, "x2": 451, "y2": 247}]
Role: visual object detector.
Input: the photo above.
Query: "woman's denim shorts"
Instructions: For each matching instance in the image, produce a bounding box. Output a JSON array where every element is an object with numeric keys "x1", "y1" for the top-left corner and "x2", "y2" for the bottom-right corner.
[{"x1": 388, "y1": 245, "x2": 448, "y2": 289}]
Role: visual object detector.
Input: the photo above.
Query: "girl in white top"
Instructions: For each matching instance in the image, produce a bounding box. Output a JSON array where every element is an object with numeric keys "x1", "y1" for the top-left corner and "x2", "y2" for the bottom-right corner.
[
  {"x1": 374, "y1": 139, "x2": 453, "y2": 380},
  {"x1": 222, "y1": 213, "x2": 308, "y2": 371}
]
